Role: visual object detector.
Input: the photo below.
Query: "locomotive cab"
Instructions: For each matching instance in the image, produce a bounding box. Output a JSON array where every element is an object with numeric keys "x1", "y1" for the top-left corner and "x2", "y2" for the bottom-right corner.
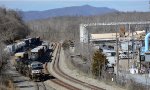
[{"x1": 30, "y1": 61, "x2": 44, "y2": 81}]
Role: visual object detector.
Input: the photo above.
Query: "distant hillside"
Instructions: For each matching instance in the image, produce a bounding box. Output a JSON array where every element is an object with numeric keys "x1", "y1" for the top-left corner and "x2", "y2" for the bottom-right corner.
[{"x1": 22, "y1": 5, "x2": 118, "y2": 21}]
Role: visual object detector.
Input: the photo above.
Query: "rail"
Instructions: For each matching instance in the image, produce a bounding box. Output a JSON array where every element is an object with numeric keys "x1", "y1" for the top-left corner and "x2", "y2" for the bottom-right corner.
[{"x1": 52, "y1": 43, "x2": 105, "y2": 90}]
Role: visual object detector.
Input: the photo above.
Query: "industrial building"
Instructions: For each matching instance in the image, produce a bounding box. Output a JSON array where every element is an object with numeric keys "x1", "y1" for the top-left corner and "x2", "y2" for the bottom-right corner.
[{"x1": 90, "y1": 30, "x2": 145, "y2": 44}]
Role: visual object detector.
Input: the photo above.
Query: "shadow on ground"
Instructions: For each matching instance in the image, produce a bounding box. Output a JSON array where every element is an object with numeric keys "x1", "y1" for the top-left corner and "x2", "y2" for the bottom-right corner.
[
  {"x1": 42, "y1": 74, "x2": 56, "y2": 81},
  {"x1": 17, "y1": 85, "x2": 34, "y2": 88}
]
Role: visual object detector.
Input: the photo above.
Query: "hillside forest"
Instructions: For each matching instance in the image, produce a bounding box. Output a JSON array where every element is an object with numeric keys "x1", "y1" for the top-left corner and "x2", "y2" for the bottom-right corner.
[
  {"x1": 27, "y1": 12, "x2": 150, "y2": 42},
  {"x1": 0, "y1": 7, "x2": 29, "y2": 89}
]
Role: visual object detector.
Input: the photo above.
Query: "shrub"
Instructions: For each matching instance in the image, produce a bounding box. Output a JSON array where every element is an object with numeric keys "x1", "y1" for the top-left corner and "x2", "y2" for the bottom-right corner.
[{"x1": 62, "y1": 40, "x2": 70, "y2": 50}]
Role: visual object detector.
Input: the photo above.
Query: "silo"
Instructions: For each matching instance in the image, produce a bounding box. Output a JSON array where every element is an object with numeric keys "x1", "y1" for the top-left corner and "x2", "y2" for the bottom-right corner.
[{"x1": 80, "y1": 24, "x2": 88, "y2": 43}]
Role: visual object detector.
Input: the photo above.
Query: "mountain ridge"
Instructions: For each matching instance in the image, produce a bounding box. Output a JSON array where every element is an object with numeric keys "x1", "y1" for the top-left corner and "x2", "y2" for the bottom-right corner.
[{"x1": 22, "y1": 5, "x2": 118, "y2": 21}]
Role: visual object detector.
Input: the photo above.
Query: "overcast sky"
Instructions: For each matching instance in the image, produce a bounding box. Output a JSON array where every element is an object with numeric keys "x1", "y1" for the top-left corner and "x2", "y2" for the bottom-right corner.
[{"x1": 0, "y1": 0, "x2": 149, "y2": 12}]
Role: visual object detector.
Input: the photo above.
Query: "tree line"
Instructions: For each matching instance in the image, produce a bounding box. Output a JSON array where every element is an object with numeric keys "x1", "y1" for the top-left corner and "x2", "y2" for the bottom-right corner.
[
  {"x1": 27, "y1": 12, "x2": 150, "y2": 42},
  {"x1": 0, "y1": 7, "x2": 30, "y2": 68},
  {"x1": 0, "y1": 7, "x2": 29, "y2": 89},
  {"x1": 0, "y1": 7, "x2": 30, "y2": 44}
]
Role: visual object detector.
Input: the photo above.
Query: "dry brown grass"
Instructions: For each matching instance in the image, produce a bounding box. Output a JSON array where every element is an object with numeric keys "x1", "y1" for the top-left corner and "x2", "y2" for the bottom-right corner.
[{"x1": 0, "y1": 79, "x2": 15, "y2": 90}]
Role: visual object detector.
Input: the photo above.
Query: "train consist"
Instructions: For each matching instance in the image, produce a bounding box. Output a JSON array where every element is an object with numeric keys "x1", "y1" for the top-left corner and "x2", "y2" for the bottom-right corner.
[
  {"x1": 5, "y1": 37, "x2": 50, "y2": 81},
  {"x1": 4, "y1": 37, "x2": 41, "y2": 54}
]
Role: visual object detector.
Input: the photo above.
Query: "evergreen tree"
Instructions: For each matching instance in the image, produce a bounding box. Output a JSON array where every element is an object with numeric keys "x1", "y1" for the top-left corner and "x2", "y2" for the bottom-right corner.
[{"x1": 92, "y1": 50, "x2": 108, "y2": 76}]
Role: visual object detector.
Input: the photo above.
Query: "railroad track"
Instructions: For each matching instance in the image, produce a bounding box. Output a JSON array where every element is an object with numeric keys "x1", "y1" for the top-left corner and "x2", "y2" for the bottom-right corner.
[
  {"x1": 34, "y1": 42, "x2": 57, "y2": 90},
  {"x1": 51, "y1": 43, "x2": 105, "y2": 90},
  {"x1": 36, "y1": 82, "x2": 47, "y2": 90},
  {"x1": 51, "y1": 43, "x2": 80, "y2": 90},
  {"x1": 44, "y1": 42, "x2": 57, "y2": 74},
  {"x1": 44, "y1": 43, "x2": 79, "y2": 89}
]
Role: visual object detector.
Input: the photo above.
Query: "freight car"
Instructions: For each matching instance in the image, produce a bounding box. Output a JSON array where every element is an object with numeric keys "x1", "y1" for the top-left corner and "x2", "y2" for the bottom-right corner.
[
  {"x1": 15, "y1": 41, "x2": 26, "y2": 52},
  {"x1": 42, "y1": 41, "x2": 49, "y2": 51},
  {"x1": 30, "y1": 42, "x2": 49, "y2": 61},
  {"x1": 10, "y1": 39, "x2": 50, "y2": 81},
  {"x1": 14, "y1": 52, "x2": 44, "y2": 81},
  {"x1": 30, "y1": 46, "x2": 45, "y2": 61},
  {"x1": 4, "y1": 37, "x2": 42, "y2": 54},
  {"x1": 4, "y1": 44, "x2": 16, "y2": 54}
]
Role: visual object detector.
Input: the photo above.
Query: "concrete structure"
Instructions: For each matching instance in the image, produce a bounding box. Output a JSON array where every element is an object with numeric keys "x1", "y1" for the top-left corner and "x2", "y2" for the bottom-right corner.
[
  {"x1": 80, "y1": 24, "x2": 89, "y2": 43},
  {"x1": 80, "y1": 21, "x2": 150, "y2": 43}
]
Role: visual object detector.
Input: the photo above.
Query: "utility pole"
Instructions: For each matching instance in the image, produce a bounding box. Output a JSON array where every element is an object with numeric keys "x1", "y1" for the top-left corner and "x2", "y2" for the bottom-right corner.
[
  {"x1": 127, "y1": 24, "x2": 131, "y2": 69},
  {"x1": 116, "y1": 25, "x2": 119, "y2": 75},
  {"x1": 138, "y1": 47, "x2": 141, "y2": 70},
  {"x1": 88, "y1": 32, "x2": 91, "y2": 75},
  {"x1": 131, "y1": 25, "x2": 135, "y2": 68}
]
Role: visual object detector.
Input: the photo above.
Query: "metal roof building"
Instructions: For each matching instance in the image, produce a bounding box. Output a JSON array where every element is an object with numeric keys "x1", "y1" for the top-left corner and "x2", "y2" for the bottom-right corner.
[{"x1": 90, "y1": 30, "x2": 145, "y2": 42}]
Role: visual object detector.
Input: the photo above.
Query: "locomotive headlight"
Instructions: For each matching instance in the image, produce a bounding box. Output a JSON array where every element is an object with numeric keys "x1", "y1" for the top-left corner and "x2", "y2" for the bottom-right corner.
[{"x1": 32, "y1": 70, "x2": 41, "y2": 74}]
